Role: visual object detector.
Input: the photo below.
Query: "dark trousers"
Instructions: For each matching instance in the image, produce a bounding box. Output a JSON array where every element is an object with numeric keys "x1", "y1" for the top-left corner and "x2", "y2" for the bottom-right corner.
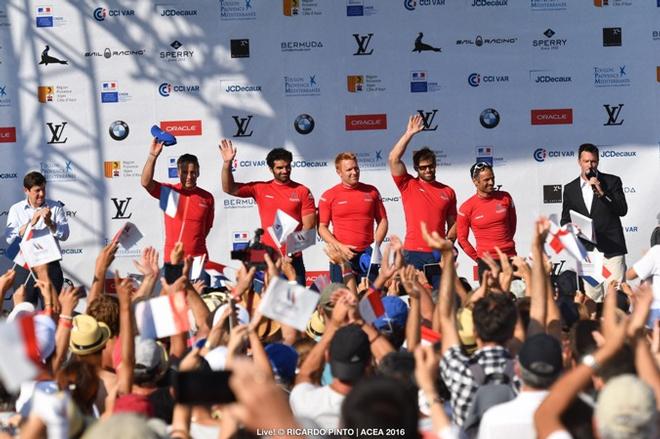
[
  {"x1": 290, "y1": 254, "x2": 306, "y2": 286},
  {"x1": 13, "y1": 261, "x2": 64, "y2": 307},
  {"x1": 329, "y1": 250, "x2": 379, "y2": 284},
  {"x1": 403, "y1": 250, "x2": 441, "y2": 289}
]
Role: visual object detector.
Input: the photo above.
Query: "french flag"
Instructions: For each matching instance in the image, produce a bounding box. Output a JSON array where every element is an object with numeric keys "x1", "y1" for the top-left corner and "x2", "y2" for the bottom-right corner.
[
  {"x1": 547, "y1": 220, "x2": 588, "y2": 263},
  {"x1": 580, "y1": 250, "x2": 612, "y2": 287},
  {"x1": 135, "y1": 291, "x2": 191, "y2": 339},
  {"x1": 358, "y1": 290, "x2": 385, "y2": 324},
  {"x1": 5, "y1": 223, "x2": 34, "y2": 269},
  {"x1": 159, "y1": 186, "x2": 180, "y2": 218},
  {"x1": 0, "y1": 314, "x2": 41, "y2": 392},
  {"x1": 421, "y1": 326, "x2": 442, "y2": 346}
]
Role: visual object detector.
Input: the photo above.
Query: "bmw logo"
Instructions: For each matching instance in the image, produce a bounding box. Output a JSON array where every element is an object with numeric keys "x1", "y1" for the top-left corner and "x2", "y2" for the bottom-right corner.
[
  {"x1": 294, "y1": 114, "x2": 315, "y2": 135},
  {"x1": 158, "y1": 83, "x2": 172, "y2": 97},
  {"x1": 109, "y1": 120, "x2": 129, "y2": 141},
  {"x1": 468, "y1": 73, "x2": 480, "y2": 87},
  {"x1": 479, "y1": 108, "x2": 500, "y2": 129},
  {"x1": 533, "y1": 148, "x2": 547, "y2": 162}
]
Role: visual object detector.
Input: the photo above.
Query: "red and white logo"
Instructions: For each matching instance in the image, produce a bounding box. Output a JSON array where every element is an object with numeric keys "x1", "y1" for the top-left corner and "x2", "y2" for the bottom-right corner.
[
  {"x1": 345, "y1": 114, "x2": 387, "y2": 131},
  {"x1": 0, "y1": 127, "x2": 17, "y2": 143},
  {"x1": 160, "y1": 120, "x2": 202, "y2": 136},
  {"x1": 531, "y1": 109, "x2": 573, "y2": 125}
]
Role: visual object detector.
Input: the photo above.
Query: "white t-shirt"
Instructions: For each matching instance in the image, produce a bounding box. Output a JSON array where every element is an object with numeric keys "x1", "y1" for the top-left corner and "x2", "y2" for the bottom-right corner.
[
  {"x1": 633, "y1": 246, "x2": 660, "y2": 307},
  {"x1": 30, "y1": 388, "x2": 69, "y2": 439},
  {"x1": 478, "y1": 390, "x2": 548, "y2": 439},
  {"x1": 289, "y1": 383, "x2": 344, "y2": 430}
]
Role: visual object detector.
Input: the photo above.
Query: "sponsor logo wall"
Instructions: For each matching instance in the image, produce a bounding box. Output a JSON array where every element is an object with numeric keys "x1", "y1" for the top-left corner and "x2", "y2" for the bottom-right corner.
[{"x1": 0, "y1": 1, "x2": 656, "y2": 282}]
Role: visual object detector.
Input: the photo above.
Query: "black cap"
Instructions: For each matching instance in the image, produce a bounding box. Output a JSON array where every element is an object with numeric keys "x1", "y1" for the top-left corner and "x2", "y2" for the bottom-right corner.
[
  {"x1": 329, "y1": 324, "x2": 371, "y2": 382},
  {"x1": 518, "y1": 333, "x2": 563, "y2": 377}
]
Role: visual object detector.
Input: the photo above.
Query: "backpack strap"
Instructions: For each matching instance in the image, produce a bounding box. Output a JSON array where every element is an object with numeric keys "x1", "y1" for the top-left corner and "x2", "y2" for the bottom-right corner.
[{"x1": 468, "y1": 362, "x2": 486, "y2": 386}]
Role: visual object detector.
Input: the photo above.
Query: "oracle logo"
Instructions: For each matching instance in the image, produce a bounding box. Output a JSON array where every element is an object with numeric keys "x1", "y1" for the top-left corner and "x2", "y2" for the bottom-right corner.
[
  {"x1": 530, "y1": 109, "x2": 573, "y2": 125},
  {"x1": 0, "y1": 127, "x2": 17, "y2": 143},
  {"x1": 160, "y1": 120, "x2": 202, "y2": 136},
  {"x1": 345, "y1": 114, "x2": 387, "y2": 131}
]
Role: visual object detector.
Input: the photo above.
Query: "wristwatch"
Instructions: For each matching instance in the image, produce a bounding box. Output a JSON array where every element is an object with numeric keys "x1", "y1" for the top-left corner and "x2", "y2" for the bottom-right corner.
[{"x1": 581, "y1": 354, "x2": 600, "y2": 371}]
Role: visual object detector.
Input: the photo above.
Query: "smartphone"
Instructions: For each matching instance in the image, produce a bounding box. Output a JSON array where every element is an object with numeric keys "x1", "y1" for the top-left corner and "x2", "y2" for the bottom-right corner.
[
  {"x1": 174, "y1": 370, "x2": 236, "y2": 405},
  {"x1": 423, "y1": 263, "x2": 442, "y2": 279}
]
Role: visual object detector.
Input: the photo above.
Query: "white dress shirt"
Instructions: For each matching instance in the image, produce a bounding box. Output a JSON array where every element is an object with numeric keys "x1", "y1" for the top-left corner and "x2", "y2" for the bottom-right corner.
[
  {"x1": 4, "y1": 198, "x2": 69, "y2": 245},
  {"x1": 580, "y1": 176, "x2": 594, "y2": 214}
]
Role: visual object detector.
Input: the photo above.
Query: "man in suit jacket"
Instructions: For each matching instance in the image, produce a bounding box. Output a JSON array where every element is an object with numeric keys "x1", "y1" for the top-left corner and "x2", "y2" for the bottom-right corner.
[{"x1": 560, "y1": 143, "x2": 628, "y2": 301}]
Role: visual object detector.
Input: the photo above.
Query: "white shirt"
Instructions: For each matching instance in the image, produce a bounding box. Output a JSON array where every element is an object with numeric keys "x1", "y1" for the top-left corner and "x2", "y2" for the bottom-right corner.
[
  {"x1": 4, "y1": 198, "x2": 69, "y2": 244},
  {"x1": 478, "y1": 390, "x2": 548, "y2": 439},
  {"x1": 633, "y1": 246, "x2": 660, "y2": 308},
  {"x1": 580, "y1": 177, "x2": 594, "y2": 214},
  {"x1": 289, "y1": 383, "x2": 344, "y2": 429}
]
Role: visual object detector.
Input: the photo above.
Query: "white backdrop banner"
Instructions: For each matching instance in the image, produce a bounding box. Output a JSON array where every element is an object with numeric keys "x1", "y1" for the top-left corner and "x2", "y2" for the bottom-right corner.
[{"x1": 0, "y1": 1, "x2": 658, "y2": 287}]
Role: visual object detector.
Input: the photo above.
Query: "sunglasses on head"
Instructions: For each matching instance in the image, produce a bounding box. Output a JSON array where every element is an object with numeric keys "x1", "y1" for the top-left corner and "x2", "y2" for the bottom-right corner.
[{"x1": 471, "y1": 162, "x2": 492, "y2": 179}]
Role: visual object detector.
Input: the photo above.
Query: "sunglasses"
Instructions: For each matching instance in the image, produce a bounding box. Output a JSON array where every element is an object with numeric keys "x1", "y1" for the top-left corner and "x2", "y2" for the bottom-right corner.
[
  {"x1": 417, "y1": 164, "x2": 435, "y2": 171},
  {"x1": 471, "y1": 162, "x2": 492, "y2": 179}
]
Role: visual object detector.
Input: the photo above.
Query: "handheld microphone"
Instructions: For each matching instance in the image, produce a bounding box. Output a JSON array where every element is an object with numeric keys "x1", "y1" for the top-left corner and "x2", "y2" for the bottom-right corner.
[{"x1": 586, "y1": 170, "x2": 599, "y2": 195}]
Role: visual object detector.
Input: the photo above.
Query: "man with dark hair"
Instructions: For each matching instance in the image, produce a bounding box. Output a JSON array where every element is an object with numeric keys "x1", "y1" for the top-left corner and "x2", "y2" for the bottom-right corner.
[
  {"x1": 4, "y1": 171, "x2": 69, "y2": 304},
  {"x1": 219, "y1": 140, "x2": 315, "y2": 285},
  {"x1": 479, "y1": 334, "x2": 563, "y2": 438},
  {"x1": 457, "y1": 162, "x2": 517, "y2": 279},
  {"x1": 141, "y1": 138, "x2": 215, "y2": 266},
  {"x1": 388, "y1": 115, "x2": 457, "y2": 284},
  {"x1": 421, "y1": 230, "x2": 519, "y2": 429},
  {"x1": 561, "y1": 143, "x2": 628, "y2": 301},
  {"x1": 318, "y1": 152, "x2": 388, "y2": 283}
]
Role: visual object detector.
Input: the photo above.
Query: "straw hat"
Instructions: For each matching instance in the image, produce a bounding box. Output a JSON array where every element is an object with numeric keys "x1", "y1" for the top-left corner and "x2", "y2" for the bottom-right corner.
[{"x1": 70, "y1": 315, "x2": 111, "y2": 356}]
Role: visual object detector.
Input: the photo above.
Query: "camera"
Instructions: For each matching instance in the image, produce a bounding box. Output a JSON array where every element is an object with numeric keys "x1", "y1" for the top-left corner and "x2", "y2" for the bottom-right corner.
[{"x1": 230, "y1": 229, "x2": 277, "y2": 271}]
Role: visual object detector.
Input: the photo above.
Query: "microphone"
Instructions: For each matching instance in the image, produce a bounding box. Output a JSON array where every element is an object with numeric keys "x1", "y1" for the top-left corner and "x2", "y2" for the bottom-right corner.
[{"x1": 586, "y1": 170, "x2": 599, "y2": 195}]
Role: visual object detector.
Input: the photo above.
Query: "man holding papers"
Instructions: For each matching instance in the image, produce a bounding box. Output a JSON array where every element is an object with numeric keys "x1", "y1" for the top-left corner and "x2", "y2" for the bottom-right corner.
[
  {"x1": 219, "y1": 140, "x2": 316, "y2": 285},
  {"x1": 560, "y1": 143, "x2": 628, "y2": 301},
  {"x1": 141, "y1": 138, "x2": 214, "y2": 265},
  {"x1": 4, "y1": 171, "x2": 69, "y2": 304}
]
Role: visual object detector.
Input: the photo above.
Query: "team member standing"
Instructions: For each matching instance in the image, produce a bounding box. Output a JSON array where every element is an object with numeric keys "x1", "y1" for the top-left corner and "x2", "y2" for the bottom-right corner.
[
  {"x1": 457, "y1": 162, "x2": 517, "y2": 278},
  {"x1": 219, "y1": 139, "x2": 315, "y2": 285},
  {"x1": 318, "y1": 152, "x2": 388, "y2": 283},
  {"x1": 388, "y1": 114, "x2": 457, "y2": 274},
  {"x1": 141, "y1": 138, "x2": 215, "y2": 265},
  {"x1": 5, "y1": 171, "x2": 69, "y2": 304},
  {"x1": 561, "y1": 143, "x2": 628, "y2": 301}
]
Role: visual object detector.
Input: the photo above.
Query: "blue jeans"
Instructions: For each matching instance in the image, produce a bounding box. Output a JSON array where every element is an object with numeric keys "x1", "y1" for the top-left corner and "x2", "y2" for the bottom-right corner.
[
  {"x1": 403, "y1": 250, "x2": 441, "y2": 289},
  {"x1": 329, "y1": 250, "x2": 379, "y2": 284}
]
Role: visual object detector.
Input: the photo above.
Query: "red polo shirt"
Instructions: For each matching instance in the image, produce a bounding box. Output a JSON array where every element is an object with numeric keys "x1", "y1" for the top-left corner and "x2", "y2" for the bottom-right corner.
[
  {"x1": 318, "y1": 182, "x2": 387, "y2": 251},
  {"x1": 393, "y1": 173, "x2": 457, "y2": 252},
  {"x1": 234, "y1": 179, "x2": 315, "y2": 250},
  {"x1": 457, "y1": 191, "x2": 517, "y2": 261},
  {"x1": 148, "y1": 182, "x2": 214, "y2": 263}
]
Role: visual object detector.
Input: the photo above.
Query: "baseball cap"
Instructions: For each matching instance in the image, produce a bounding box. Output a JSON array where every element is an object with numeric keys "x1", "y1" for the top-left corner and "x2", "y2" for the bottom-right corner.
[
  {"x1": 596, "y1": 374, "x2": 657, "y2": 438},
  {"x1": 134, "y1": 337, "x2": 168, "y2": 382},
  {"x1": 373, "y1": 296, "x2": 408, "y2": 330},
  {"x1": 329, "y1": 324, "x2": 371, "y2": 382},
  {"x1": 265, "y1": 343, "x2": 298, "y2": 383},
  {"x1": 518, "y1": 333, "x2": 563, "y2": 378},
  {"x1": 150, "y1": 125, "x2": 177, "y2": 147},
  {"x1": 34, "y1": 314, "x2": 56, "y2": 362},
  {"x1": 319, "y1": 283, "x2": 345, "y2": 312}
]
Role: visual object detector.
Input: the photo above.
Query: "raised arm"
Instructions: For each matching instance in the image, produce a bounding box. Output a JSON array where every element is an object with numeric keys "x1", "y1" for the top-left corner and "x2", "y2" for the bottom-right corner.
[
  {"x1": 422, "y1": 222, "x2": 459, "y2": 354},
  {"x1": 388, "y1": 114, "x2": 424, "y2": 177},
  {"x1": 141, "y1": 138, "x2": 164, "y2": 193},
  {"x1": 219, "y1": 139, "x2": 239, "y2": 195}
]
